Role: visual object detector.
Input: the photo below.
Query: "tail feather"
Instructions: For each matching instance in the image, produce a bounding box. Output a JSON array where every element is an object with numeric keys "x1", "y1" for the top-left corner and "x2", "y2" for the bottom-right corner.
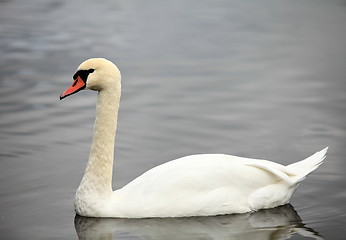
[{"x1": 287, "y1": 147, "x2": 328, "y2": 182}]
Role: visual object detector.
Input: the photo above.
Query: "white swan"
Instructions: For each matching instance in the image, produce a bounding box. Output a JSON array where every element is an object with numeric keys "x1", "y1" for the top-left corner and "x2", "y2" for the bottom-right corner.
[{"x1": 60, "y1": 58, "x2": 328, "y2": 218}]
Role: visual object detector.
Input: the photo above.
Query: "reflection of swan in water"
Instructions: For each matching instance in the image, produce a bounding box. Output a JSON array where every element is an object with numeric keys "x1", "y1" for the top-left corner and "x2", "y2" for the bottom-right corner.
[{"x1": 74, "y1": 204, "x2": 323, "y2": 240}]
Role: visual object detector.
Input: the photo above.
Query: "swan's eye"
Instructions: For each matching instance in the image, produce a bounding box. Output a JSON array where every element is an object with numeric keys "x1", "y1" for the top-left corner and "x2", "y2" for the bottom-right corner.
[{"x1": 73, "y1": 69, "x2": 95, "y2": 82}]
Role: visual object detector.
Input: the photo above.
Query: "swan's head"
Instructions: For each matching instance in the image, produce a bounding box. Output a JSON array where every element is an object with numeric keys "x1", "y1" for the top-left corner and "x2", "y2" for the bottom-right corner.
[{"x1": 60, "y1": 58, "x2": 121, "y2": 100}]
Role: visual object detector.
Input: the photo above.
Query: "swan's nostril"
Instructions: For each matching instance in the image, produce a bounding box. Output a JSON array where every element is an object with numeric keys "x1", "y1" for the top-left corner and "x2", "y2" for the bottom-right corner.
[{"x1": 72, "y1": 78, "x2": 78, "y2": 87}]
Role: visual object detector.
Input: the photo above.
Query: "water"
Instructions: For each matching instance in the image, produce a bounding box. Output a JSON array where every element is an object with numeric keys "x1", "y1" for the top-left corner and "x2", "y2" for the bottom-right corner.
[{"x1": 0, "y1": 0, "x2": 345, "y2": 239}]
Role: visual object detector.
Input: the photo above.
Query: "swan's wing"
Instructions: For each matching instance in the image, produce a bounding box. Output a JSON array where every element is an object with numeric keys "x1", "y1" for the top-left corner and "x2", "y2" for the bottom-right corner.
[
  {"x1": 120, "y1": 154, "x2": 282, "y2": 192},
  {"x1": 113, "y1": 154, "x2": 293, "y2": 217}
]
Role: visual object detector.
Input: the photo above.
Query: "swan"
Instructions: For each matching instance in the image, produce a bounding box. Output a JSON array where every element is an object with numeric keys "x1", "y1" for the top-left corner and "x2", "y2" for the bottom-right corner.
[{"x1": 60, "y1": 58, "x2": 328, "y2": 218}]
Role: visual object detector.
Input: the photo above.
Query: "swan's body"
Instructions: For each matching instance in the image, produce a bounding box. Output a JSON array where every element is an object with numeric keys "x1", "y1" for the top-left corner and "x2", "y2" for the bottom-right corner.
[{"x1": 60, "y1": 58, "x2": 328, "y2": 218}]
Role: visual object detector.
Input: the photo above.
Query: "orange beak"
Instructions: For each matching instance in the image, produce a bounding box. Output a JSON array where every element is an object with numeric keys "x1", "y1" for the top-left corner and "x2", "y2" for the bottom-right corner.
[{"x1": 60, "y1": 76, "x2": 86, "y2": 100}]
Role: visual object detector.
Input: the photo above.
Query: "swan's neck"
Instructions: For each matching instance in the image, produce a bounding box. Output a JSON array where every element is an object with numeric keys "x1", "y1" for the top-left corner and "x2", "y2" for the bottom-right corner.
[{"x1": 78, "y1": 86, "x2": 120, "y2": 196}]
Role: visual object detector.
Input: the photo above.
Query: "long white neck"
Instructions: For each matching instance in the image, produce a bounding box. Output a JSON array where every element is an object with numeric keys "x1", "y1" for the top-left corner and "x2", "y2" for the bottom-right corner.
[{"x1": 78, "y1": 85, "x2": 121, "y2": 196}]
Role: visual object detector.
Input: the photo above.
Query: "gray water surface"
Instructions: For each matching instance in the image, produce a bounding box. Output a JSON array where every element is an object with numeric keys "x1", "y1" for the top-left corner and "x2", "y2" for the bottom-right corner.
[{"x1": 1, "y1": 0, "x2": 346, "y2": 239}]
